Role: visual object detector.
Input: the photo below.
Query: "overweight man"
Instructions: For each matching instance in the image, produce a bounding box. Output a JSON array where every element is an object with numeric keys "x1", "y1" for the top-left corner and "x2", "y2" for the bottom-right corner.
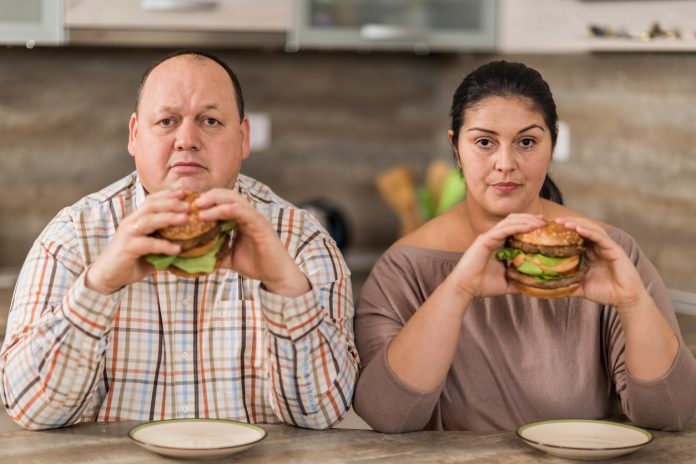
[{"x1": 0, "y1": 50, "x2": 358, "y2": 430}]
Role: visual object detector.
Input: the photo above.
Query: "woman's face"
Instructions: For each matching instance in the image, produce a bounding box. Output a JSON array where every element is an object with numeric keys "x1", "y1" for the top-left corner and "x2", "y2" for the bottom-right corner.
[{"x1": 451, "y1": 95, "x2": 554, "y2": 218}]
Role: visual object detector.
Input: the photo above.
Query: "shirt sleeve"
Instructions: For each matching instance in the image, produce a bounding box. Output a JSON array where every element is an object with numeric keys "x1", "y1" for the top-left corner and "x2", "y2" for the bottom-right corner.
[
  {"x1": 258, "y1": 227, "x2": 358, "y2": 430},
  {"x1": 352, "y1": 248, "x2": 443, "y2": 433},
  {"x1": 605, "y1": 229, "x2": 696, "y2": 431},
  {"x1": 0, "y1": 215, "x2": 119, "y2": 430}
]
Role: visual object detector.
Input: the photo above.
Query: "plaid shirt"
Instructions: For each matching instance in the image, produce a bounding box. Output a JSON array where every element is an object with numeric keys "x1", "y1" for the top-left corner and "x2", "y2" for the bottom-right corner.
[{"x1": 0, "y1": 172, "x2": 358, "y2": 430}]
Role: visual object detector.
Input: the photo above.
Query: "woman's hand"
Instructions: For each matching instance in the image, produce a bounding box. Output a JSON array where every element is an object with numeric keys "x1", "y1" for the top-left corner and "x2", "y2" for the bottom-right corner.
[
  {"x1": 449, "y1": 213, "x2": 546, "y2": 299},
  {"x1": 86, "y1": 189, "x2": 190, "y2": 294},
  {"x1": 555, "y1": 217, "x2": 646, "y2": 307}
]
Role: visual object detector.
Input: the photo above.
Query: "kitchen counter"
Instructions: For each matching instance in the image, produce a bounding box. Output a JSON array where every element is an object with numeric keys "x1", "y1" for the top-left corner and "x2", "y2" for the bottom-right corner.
[{"x1": 1, "y1": 413, "x2": 695, "y2": 463}]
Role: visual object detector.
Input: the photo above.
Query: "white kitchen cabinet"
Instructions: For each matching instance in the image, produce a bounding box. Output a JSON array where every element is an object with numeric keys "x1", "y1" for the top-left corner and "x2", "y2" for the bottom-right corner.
[
  {"x1": 65, "y1": 0, "x2": 289, "y2": 46},
  {"x1": 498, "y1": 0, "x2": 696, "y2": 53},
  {"x1": 0, "y1": 0, "x2": 64, "y2": 45},
  {"x1": 290, "y1": 0, "x2": 496, "y2": 52}
]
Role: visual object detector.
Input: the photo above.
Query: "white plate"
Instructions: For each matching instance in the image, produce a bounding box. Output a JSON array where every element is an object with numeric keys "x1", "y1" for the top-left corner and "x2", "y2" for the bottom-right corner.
[
  {"x1": 128, "y1": 419, "x2": 266, "y2": 459},
  {"x1": 516, "y1": 419, "x2": 653, "y2": 460}
]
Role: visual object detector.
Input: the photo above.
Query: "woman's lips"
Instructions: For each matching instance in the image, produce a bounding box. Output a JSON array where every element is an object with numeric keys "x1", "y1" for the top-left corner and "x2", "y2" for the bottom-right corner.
[{"x1": 492, "y1": 182, "x2": 521, "y2": 193}]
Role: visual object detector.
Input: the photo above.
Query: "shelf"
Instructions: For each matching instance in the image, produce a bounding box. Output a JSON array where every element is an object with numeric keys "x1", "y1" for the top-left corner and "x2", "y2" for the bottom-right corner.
[{"x1": 587, "y1": 39, "x2": 696, "y2": 52}]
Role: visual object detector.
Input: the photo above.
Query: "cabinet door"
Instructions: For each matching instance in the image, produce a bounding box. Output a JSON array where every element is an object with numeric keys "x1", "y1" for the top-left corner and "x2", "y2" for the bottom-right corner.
[
  {"x1": 66, "y1": 0, "x2": 289, "y2": 32},
  {"x1": 0, "y1": 0, "x2": 64, "y2": 45},
  {"x1": 291, "y1": 0, "x2": 496, "y2": 52},
  {"x1": 498, "y1": 0, "x2": 696, "y2": 53}
]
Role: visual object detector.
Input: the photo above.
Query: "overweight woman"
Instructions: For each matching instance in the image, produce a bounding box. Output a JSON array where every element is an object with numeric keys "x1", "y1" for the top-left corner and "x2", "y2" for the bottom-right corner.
[{"x1": 352, "y1": 61, "x2": 696, "y2": 432}]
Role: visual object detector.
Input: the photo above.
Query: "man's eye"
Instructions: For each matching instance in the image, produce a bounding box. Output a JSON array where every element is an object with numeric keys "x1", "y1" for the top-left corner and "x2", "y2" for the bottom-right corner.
[
  {"x1": 159, "y1": 118, "x2": 173, "y2": 126},
  {"x1": 205, "y1": 118, "x2": 220, "y2": 126}
]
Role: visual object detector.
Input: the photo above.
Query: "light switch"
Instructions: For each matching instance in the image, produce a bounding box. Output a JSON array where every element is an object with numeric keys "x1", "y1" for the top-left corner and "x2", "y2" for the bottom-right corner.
[
  {"x1": 248, "y1": 112, "x2": 271, "y2": 152},
  {"x1": 553, "y1": 121, "x2": 570, "y2": 162}
]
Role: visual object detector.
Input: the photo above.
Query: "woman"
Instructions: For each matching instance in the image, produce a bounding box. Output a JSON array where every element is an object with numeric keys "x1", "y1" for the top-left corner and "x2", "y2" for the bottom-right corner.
[{"x1": 353, "y1": 61, "x2": 696, "y2": 433}]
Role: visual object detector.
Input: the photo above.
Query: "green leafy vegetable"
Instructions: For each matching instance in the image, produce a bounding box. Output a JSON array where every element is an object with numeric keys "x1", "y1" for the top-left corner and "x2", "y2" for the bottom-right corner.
[{"x1": 145, "y1": 221, "x2": 236, "y2": 275}]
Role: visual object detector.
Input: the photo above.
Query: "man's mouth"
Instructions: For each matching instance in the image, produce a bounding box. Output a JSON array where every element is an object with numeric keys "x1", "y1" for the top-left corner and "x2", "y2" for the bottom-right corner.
[{"x1": 170, "y1": 161, "x2": 206, "y2": 173}]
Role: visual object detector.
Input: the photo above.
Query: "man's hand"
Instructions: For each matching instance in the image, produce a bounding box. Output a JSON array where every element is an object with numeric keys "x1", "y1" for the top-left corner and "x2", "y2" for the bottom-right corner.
[
  {"x1": 85, "y1": 190, "x2": 190, "y2": 294},
  {"x1": 196, "y1": 188, "x2": 311, "y2": 297}
]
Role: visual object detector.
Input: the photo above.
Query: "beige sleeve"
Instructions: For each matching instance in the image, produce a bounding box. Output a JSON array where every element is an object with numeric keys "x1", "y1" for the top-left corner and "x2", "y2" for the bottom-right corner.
[{"x1": 605, "y1": 229, "x2": 696, "y2": 431}]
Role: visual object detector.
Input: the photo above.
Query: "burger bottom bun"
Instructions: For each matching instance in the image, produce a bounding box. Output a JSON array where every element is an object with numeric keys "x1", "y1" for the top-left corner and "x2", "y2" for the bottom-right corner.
[
  {"x1": 169, "y1": 261, "x2": 223, "y2": 279},
  {"x1": 513, "y1": 281, "x2": 580, "y2": 299},
  {"x1": 169, "y1": 235, "x2": 229, "y2": 278}
]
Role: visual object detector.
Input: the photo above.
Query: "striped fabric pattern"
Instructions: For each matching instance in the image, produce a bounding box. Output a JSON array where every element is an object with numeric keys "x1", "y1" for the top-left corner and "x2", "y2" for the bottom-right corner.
[{"x1": 0, "y1": 172, "x2": 358, "y2": 430}]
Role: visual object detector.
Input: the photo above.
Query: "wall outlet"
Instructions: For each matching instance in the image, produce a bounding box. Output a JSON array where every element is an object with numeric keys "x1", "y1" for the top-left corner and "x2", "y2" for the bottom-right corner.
[
  {"x1": 553, "y1": 120, "x2": 570, "y2": 162},
  {"x1": 248, "y1": 112, "x2": 271, "y2": 152}
]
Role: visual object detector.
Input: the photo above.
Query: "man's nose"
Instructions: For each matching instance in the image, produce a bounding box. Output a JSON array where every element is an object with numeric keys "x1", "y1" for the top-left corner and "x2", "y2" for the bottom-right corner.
[
  {"x1": 494, "y1": 144, "x2": 516, "y2": 172},
  {"x1": 175, "y1": 120, "x2": 201, "y2": 151}
]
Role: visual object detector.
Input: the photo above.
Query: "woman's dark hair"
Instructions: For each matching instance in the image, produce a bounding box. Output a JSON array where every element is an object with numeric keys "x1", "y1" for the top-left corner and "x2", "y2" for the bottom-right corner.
[{"x1": 450, "y1": 60, "x2": 563, "y2": 205}]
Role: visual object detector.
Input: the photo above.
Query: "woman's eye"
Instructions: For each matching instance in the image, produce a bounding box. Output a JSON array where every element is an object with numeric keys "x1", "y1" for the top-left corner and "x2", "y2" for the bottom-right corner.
[
  {"x1": 520, "y1": 138, "x2": 535, "y2": 148},
  {"x1": 475, "y1": 138, "x2": 495, "y2": 149}
]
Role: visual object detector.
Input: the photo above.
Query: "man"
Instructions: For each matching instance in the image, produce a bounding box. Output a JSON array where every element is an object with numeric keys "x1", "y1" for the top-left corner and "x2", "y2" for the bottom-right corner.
[{"x1": 0, "y1": 50, "x2": 358, "y2": 430}]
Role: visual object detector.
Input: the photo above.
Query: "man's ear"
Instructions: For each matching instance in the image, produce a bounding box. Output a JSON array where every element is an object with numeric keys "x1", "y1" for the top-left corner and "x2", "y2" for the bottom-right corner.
[
  {"x1": 127, "y1": 112, "x2": 138, "y2": 157},
  {"x1": 240, "y1": 115, "x2": 251, "y2": 160}
]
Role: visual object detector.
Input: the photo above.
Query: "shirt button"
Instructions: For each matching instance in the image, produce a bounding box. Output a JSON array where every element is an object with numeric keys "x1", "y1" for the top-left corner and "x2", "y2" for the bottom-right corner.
[
  {"x1": 181, "y1": 351, "x2": 188, "y2": 360},
  {"x1": 182, "y1": 405, "x2": 189, "y2": 413},
  {"x1": 183, "y1": 299, "x2": 189, "y2": 306}
]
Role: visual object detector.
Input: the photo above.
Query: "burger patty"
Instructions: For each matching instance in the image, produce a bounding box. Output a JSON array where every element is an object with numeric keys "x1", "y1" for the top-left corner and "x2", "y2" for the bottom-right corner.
[
  {"x1": 165, "y1": 223, "x2": 221, "y2": 252},
  {"x1": 506, "y1": 259, "x2": 589, "y2": 289},
  {"x1": 508, "y1": 238, "x2": 585, "y2": 258}
]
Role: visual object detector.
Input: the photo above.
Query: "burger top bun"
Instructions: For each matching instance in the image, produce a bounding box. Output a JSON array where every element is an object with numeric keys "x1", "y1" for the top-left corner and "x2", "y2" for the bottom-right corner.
[
  {"x1": 158, "y1": 191, "x2": 217, "y2": 241},
  {"x1": 512, "y1": 220, "x2": 584, "y2": 247}
]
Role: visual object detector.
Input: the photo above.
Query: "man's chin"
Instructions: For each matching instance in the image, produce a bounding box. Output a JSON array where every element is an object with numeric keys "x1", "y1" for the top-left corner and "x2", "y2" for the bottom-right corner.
[{"x1": 170, "y1": 175, "x2": 212, "y2": 193}]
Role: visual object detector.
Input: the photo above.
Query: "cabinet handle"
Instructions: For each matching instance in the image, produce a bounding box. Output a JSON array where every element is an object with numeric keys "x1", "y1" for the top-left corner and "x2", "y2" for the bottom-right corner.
[
  {"x1": 140, "y1": 0, "x2": 218, "y2": 12},
  {"x1": 360, "y1": 24, "x2": 428, "y2": 41}
]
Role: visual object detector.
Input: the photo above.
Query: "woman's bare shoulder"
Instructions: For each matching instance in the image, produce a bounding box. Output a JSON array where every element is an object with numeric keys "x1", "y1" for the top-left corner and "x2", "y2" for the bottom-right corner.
[{"x1": 396, "y1": 207, "x2": 473, "y2": 252}]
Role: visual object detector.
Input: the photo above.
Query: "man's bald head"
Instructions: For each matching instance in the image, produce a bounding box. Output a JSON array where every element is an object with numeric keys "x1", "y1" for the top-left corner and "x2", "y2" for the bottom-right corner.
[{"x1": 135, "y1": 50, "x2": 245, "y2": 120}]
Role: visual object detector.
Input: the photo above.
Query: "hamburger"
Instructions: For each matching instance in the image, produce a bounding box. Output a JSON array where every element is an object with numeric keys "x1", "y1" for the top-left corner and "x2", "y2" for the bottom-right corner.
[
  {"x1": 145, "y1": 191, "x2": 235, "y2": 277},
  {"x1": 496, "y1": 220, "x2": 588, "y2": 298}
]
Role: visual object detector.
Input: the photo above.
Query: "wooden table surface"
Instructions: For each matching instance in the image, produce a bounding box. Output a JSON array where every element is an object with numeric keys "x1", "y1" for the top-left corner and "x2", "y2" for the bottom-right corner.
[{"x1": 1, "y1": 411, "x2": 695, "y2": 463}]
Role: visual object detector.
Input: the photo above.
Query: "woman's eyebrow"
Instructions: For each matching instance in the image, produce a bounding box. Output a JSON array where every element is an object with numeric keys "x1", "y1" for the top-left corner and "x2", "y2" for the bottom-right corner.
[
  {"x1": 466, "y1": 127, "x2": 497, "y2": 134},
  {"x1": 517, "y1": 124, "x2": 545, "y2": 134},
  {"x1": 465, "y1": 124, "x2": 545, "y2": 135}
]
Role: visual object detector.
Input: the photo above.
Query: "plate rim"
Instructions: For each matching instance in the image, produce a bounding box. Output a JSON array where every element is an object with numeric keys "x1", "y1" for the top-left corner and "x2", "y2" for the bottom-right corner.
[
  {"x1": 516, "y1": 419, "x2": 653, "y2": 452},
  {"x1": 128, "y1": 418, "x2": 267, "y2": 452}
]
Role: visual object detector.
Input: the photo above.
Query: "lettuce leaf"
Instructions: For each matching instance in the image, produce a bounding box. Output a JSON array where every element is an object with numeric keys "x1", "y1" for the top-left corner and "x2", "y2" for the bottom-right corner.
[
  {"x1": 145, "y1": 221, "x2": 235, "y2": 275},
  {"x1": 496, "y1": 248, "x2": 521, "y2": 261}
]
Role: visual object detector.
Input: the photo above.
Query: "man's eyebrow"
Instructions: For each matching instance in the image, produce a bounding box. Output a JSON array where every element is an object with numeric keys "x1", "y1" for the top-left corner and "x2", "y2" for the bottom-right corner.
[{"x1": 465, "y1": 124, "x2": 545, "y2": 135}]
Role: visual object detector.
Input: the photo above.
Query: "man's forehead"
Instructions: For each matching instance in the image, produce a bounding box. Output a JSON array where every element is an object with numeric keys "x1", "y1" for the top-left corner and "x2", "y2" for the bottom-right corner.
[
  {"x1": 147, "y1": 55, "x2": 226, "y2": 84},
  {"x1": 139, "y1": 55, "x2": 236, "y2": 107},
  {"x1": 152, "y1": 103, "x2": 221, "y2": 113}
]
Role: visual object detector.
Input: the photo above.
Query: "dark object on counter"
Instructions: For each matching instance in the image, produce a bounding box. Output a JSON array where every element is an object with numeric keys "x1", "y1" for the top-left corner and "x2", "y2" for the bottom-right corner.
[{"x1": 299, "y1": 199, "x2": 350, "y2": 251}]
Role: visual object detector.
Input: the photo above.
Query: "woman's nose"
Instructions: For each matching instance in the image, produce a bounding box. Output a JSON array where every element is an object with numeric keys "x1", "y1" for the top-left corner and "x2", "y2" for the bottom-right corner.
[
  {"x1": 494, "y1": 145, "x2": 516, "y2": 172},
  {"x1": 175, "y1": 120, "x2": 201, "y2": 151}
]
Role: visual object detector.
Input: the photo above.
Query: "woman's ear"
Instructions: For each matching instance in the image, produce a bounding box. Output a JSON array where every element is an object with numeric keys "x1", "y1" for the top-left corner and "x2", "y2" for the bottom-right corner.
[{"x1": 448, "y1": 130, "x2": 462, "y2": 171}]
